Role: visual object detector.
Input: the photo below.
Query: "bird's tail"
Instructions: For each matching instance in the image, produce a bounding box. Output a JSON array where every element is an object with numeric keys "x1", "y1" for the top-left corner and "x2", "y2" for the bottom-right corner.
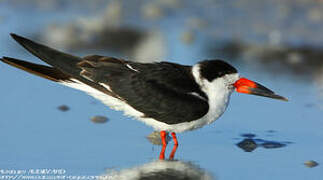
[
  {"x1": 8, "y1": 33, "x2": 83, "y2": 77},
  {"x1": 1, "y1": 33, "x2": 117, "y2": 97}
]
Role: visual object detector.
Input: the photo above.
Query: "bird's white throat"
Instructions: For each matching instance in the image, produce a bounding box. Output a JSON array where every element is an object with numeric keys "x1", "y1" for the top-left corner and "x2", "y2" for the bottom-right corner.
[{"x1": 192, "y1": 64, "x2": 240, "y2": 125}]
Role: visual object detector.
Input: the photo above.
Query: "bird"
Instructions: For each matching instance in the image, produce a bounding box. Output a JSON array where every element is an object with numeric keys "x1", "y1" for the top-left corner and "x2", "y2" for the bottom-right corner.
[{"x1": 1, "y1": 34, "x2": 287, "y2": 158}]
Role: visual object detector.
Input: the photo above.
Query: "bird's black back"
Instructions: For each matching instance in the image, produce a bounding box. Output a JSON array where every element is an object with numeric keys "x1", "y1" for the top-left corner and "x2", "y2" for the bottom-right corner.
[{"x1": 79, "y1": 57, "x2": 209, "y2": 124}]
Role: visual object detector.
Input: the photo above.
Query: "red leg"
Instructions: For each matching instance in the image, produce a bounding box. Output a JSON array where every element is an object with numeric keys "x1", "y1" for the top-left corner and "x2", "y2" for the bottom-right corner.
[
  {"x1": 169, "y1": 143, "x2": 178, "y2": 160},
  {"x1": 160, "y1": 131, "x2": 167, "y2": 146},
  {"x1": 159, "y1": 144, "x2": 166, "y2": 160},
  {"x1": 159, "y1": 131, "x2": 167, "y2": 160},
  {"x1": 171, "y1": 132, "x2": 178, "y2": 145}
]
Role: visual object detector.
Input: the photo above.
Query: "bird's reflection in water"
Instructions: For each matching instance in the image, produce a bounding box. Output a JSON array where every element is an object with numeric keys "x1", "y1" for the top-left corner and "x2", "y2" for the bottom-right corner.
[
  {"x1": 99, "y1": 159, "x2": 213, "y2": 180},
  {"x1": 98, "y1": 131, "x2": 213, "y2": 179}
]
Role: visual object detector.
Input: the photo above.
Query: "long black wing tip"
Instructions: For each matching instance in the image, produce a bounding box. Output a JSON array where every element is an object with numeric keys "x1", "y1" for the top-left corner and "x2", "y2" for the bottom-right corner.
[
  {"x1": 10, "y1": 33, "x2": 23, "y2": 42},
  {"x1": 10, "y1": 33, "x2": 32, "y2": 47},
  {"x1": 10, "y1": 33, "x2": 19, "y2": 39}
]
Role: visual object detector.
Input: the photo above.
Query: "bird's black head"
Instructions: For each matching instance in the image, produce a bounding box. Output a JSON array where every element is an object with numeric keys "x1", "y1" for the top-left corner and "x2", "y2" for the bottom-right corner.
[{"x1": 198, "y1": 60, "x2": 238, "y2": 81}]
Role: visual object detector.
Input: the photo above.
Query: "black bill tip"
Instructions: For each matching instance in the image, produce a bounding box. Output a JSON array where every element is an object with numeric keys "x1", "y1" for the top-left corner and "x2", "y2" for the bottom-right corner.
[{"x1": 235, "y1": 77, "x2": 288, "y2": 102}]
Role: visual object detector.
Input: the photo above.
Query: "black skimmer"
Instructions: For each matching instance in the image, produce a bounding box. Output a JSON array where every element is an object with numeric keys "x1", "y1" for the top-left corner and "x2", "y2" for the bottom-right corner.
[{"x1": 1, "y1": 34, "x2": 287, "y2": 159}]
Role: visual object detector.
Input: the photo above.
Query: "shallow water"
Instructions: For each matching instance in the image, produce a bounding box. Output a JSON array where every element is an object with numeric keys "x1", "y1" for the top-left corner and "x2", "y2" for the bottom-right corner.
[{"x1": 0, "y1": 1, "x2": 322, "y2": 179}]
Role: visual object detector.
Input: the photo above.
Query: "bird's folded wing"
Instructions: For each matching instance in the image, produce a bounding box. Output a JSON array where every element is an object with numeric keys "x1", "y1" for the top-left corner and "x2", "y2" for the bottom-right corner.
[{"x1": 78, "y1": 59, "x2": 209, "y2": 124}]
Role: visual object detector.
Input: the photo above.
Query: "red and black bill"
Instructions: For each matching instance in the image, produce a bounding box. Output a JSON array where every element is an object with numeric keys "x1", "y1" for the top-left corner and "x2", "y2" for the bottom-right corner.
[{"x1": 234, "y1": 77, "x2": 288, "y2": 101}]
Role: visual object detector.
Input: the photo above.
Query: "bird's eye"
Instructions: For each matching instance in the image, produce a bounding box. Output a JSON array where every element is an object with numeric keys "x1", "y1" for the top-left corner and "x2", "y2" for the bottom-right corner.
[{"x1": 228, "y1": 84, "x2": 235, "y2": 90}]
